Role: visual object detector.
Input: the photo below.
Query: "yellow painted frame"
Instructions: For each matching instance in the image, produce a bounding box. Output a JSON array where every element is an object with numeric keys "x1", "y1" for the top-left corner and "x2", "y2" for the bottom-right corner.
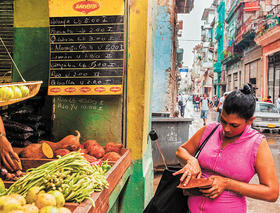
[{"x1": 126, "y1": 0, "x2": 152, "y2": 161}]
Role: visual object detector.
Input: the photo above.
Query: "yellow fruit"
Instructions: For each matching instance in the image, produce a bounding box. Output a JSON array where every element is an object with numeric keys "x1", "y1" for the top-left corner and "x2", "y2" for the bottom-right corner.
[
  {"x1": 11, "y1": 86, "x2": 23, "y2": 99},
  {"x1": 1, "y1": 86, "x2": 14, "y2": 100},
  {"x1": 0, "y1": 178, "x2": 5, "y2": 194},
  {"x1": 39, "y1": 206, "x2": 59, "y2": 213},
  {"x1": 0, "y1": 88, "x2": 3, "y2": 101},
  {"x1": 7, "y1": 211, "x2": 24, "y2": 213},
  {"x1": 8, "y1": 194, "x2": 26, "y2": 206},
  {"x1": 58, "y1": 207, "x2": 71, "y2": 213},
  {"x1": 25, "y1": 186, "x2": 42, "y2": 204},
  {"x1": 0, "y1": 196, "x2": 22, "y2": 211},
  {"x1": 35, "y1": 193, "x2": 56, "y2": 209},
  {"x1": 48, "y1": 191, "x2": 65, "y2": 208},
  {"x1": 21, "y1": 204, "x2": 39, "y2": 213},
  {"x1": 18, "y1": 85, "x2": 29, "y2": 97}
]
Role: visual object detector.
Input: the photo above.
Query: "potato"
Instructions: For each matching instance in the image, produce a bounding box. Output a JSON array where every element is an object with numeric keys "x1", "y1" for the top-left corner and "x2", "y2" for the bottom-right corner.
[
  {"x1": 105, "y1": 142, "x2": 123, "y2": 154},
  {"x1": 54, "y1": 149, "x2": 70, "y2": 157},
  {"x1": 102, "y1": 152, "x2": 121, "y2": 162}
]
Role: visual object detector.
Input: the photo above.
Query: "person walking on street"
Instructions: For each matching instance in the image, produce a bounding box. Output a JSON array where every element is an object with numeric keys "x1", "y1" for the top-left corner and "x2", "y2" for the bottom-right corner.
[
  {"x1": 178, "y1": 93, "x2": 187, "y2": 117},
  {"x1": 174, "y1": 83, "x2": 279, "y2": 213},
  {"x1": 194, "y1": 95, "x2": 200, "y2": 112},
  {"x1": 265, "y1": 96, "x2": 272, "y2": 103},
  {"x1": 200, "y1": 93, "x2": 211, "y2": 126},
  {"x1": 214, "y1": 96, "x2": 219, "y2": 107},
  {"x1": 216, "y1": 92, "x2": 228, "y2": 122},
  {"x1": 277, "y1": 95, "x2": 280, "y2": 112}
]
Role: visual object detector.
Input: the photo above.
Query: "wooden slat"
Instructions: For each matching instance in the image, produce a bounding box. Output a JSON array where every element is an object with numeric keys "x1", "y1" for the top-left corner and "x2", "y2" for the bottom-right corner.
[{"x1": 0, "y1": 0, "x2": 13, "y2": 83}]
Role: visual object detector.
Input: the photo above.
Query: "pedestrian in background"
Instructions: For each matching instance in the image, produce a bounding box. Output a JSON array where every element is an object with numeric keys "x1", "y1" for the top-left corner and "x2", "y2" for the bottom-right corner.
[
  {"x1": 265, "y1": 96, "x2": 272, "y2": 103},
  {"x1": 200, "y1": 93, "x2": 211, "y2": 126},
  {"x1": 178, "y1": 93, "x2": 187, "y2": 117},
  {"x1": 174, "y1": 83, "x2": 279, "y2": 213},
  {"x1": 214, "y1": 96, "x2": 219, "y2": 107},
  {"x1": 216, "y1": 92, "x2": 228, "y2": 122},
  {"x1": 194, "y1": 95, "x2": 200, "y2": 112},
  {"x1": 277, "y1": 95, "x2": 280, "y2": 112}
]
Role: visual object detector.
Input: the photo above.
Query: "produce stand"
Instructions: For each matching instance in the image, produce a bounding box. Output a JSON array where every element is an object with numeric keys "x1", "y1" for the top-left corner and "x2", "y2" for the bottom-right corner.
[
  {"x1": 3, "y1": 148, "x2": 131, "y2": 213},
  {"x1": 66, "y1": 149, "x2": 131, "y2": 213}
]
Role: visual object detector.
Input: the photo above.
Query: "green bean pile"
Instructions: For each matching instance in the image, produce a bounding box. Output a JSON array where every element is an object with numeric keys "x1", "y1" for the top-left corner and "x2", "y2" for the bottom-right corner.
[{"x1": 3, "y1": 152, "x2": 110, "y2": 205}]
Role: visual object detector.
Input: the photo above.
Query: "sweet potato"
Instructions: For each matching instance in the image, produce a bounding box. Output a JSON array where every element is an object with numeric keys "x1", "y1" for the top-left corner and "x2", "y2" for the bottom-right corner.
[
  {"x1": 80, "y1": 148, "x2": 88, "y2": 154},
  {"x1": 42, "y1": 142, "x2": 54, "y2": 159},
  {"x1": 82, "y1": 154, "x2": 97, "y2": 163},
  {"x1": 40, "y1": 130, "x2": 81, "y2": 151},
  {"x1": 105, "y1": 142, "x2": 123, "y2": 153},
  {"x1": 87, "y1": 144, "x2": 105, "y2": 159},
  {"x1": 20, "y1": 143, "x2": 53, "y2": 159},
  {"x1": 83, "y1": 140, "x2": 98, "y2": 150},
  {"x1": 102, "y1": 152, "x2": 121, "y2": 162},
  {"x1": 55, "y1": 149, "x2": 70, "y2": 157}
]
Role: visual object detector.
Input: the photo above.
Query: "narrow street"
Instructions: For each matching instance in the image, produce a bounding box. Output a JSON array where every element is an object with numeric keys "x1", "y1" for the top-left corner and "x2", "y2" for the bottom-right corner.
[{"x1": 154, "y1": 101, "x2": 280, "y2": 212}]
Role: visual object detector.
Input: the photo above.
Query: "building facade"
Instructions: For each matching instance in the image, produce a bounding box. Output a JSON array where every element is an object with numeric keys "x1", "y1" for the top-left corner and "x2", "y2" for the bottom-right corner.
[
  {"x1": 255, "y1": 4, "x2": 280, "y2": 103},
  {"x1": 151, "y1": 0, "x2": 194, "y2": 114}
]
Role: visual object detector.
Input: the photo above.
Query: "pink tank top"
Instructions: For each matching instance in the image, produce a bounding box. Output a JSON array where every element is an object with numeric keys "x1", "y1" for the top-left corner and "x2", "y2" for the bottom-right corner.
[{"x1": 188, "y1": 122, "x2": 264, "y2": 213}]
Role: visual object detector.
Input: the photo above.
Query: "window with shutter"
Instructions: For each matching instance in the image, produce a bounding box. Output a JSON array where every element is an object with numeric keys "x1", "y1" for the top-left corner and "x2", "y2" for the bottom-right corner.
[{"x1": 0, "y1": 0, "x2": 13, "y2": 83}]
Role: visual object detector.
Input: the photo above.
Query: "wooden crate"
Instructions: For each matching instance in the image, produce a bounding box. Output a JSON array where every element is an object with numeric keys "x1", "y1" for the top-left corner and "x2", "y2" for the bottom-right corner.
[
  {"x1": 65, "y1": 149, "x2": 131, "y2": 213},
  {"x1": 4, "y1": 149, "x2": 131, "y2": 213}
]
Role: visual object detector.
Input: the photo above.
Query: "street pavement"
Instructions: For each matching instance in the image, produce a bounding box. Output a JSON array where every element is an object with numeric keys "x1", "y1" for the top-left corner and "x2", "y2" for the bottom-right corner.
[{"x1": 153, "y1": 101, "x2": 280, "y2": 212}]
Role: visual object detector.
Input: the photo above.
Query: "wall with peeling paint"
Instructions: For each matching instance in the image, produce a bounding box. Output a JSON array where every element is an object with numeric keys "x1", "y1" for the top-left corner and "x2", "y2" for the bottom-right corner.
[{"x1": 151, "y1": 0, "x2": 177, "y2": 113}]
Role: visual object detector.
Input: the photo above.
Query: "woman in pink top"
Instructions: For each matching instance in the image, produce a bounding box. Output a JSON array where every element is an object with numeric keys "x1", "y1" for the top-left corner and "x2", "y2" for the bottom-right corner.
[{"x1": 174, "y1": 83, "x2": 279, "y2": 213}]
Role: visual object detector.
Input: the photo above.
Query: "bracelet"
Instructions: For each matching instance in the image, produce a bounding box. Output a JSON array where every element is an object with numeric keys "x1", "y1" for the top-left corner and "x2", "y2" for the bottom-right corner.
[{"x1": 0, "y1": 132, "x2": 6, "y2": 137}]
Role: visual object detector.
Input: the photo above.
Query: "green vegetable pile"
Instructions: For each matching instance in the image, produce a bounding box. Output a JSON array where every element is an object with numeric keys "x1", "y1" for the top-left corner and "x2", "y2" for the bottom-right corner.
[{"x1": 2, "y1": 152, "x2": 111, "y2": 206}]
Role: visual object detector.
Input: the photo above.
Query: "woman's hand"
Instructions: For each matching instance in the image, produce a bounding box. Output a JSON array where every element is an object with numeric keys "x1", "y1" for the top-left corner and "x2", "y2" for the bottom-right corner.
[
  {"x1": 199, "y1": 175, "x2": 230, "y2": 199},
  {"x1": 0, "y1": 136, "x2": 20, "y2": 171},
  {"x1": 173, "y1": 157, "x2": 202, "y2": 186}
]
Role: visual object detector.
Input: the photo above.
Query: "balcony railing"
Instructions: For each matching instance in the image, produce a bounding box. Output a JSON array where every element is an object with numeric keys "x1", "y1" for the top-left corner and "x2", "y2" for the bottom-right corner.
[
  {"x1": 255, "y1": 4, "x2": 280, "y2": 38},
  {"x1": 223, "y1": 44, "x2": 234, "y2": 59}
]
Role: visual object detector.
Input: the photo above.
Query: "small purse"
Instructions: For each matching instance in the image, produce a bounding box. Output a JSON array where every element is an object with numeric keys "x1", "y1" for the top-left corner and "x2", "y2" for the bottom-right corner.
[{"x1": 143, "y1": 124, "x2": 220, "y2": 213}]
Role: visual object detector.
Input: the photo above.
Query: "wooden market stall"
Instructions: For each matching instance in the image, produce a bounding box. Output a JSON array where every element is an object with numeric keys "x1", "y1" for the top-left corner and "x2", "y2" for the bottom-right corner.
[
  {"x1": 0, "y1": 0, "x2": 154, "y2": 212},
  {"x1": 3, "y1": 149, "x2": 131, "y2": 213}
]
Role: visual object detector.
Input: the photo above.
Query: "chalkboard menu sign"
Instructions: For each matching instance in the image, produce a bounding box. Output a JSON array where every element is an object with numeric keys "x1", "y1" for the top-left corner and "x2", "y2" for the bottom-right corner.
[{"x1": 48, "y1": 0, "x2": 125, "y2": 95}]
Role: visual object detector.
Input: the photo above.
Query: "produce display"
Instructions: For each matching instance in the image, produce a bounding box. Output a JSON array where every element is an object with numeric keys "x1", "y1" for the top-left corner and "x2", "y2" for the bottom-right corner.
[
  {"x1": 16, "y1": 128, "x2": 124, "y2": 164},
  {"x1": 0, "y1": 125, "x2": 125, "y2": 212},
  {"x1": 3, "y1": 152, "x2": 111, "y2": 206},
  {"x1": 0, "y1": 85, "x2": 29, "y2": 102},
  {"x1": 0, "y1": 190, "x2": 71, "y2": 212},
  {"x1": 40, "y1": 131, "x2": 81, "y2": 152}
]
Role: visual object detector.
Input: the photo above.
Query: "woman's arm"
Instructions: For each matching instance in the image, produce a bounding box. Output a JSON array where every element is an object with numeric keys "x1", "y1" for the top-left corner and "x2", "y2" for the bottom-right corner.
[
  {"x1": 201, "y1": 139, "x2": 279, "y2": 202},
  {"x1": 173, "y1": 126, "x2": 207, "y2": 184},
  {"x1": 0, "y1": 116, "x2": 20, "y2": 171}
]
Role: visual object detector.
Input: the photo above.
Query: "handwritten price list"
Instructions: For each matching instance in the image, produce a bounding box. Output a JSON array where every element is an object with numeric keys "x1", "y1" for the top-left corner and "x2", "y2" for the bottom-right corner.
[{"x1": 48, "y1": 15, "x2": 124, "y2": 95}]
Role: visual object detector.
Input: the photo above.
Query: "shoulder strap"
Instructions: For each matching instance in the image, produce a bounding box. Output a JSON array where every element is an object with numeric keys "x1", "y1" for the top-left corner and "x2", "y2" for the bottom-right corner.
[{"x1": 194, "y1": 124, "x2": 220, "y2": 158}]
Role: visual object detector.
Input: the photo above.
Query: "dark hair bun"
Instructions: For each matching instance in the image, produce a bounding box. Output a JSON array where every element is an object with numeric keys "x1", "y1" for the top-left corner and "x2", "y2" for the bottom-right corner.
[{"x1": 241, "y1": 83, "x2": 253, "y2": 95}]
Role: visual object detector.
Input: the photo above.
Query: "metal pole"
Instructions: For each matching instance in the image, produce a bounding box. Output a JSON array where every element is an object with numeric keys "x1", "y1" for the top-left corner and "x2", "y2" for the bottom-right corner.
[{"x1": 0, "y1": 37, "x2": 26, "y2": 82}]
